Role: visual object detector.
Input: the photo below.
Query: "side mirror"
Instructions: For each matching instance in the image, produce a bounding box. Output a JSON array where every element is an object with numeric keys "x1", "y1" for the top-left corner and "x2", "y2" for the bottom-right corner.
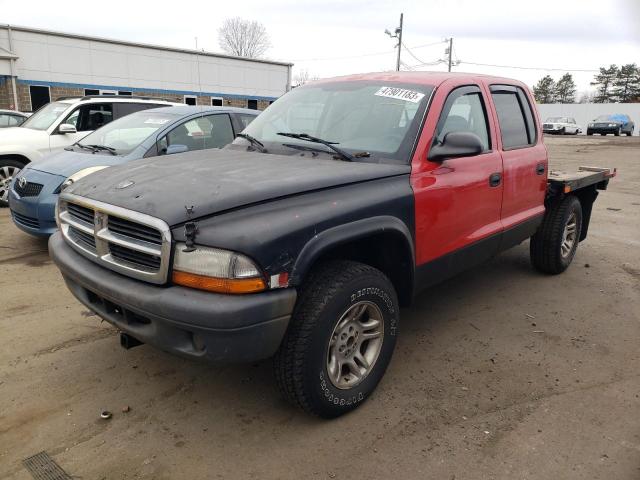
[
  {"x1": 428, "y1": 131, "x2": 484, "y2": 162},
  {"x1": 165, "y1": 144, "x2": 189, "y2": 155},
  {"x1": 58, "y1": 123, "x2": 77, "y2": 134}
]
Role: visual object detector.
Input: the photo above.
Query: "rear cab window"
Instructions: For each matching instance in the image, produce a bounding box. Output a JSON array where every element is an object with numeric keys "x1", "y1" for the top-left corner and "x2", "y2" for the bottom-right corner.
[{"x1": 490, "y1": 85, "x2": 537, "y2": 150}]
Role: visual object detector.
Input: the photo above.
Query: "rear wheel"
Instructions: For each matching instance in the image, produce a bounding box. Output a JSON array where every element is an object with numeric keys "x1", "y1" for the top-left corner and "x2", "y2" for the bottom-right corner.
[
  {"x1": 274, "y1": 260, "x2": 399, "y2": 418},
  {"x1": 0, "y1": 159, "x2": 24, "y2": 208},
  {"x1": 530, "y1": 195, "x2": 583, "y2": 274}
]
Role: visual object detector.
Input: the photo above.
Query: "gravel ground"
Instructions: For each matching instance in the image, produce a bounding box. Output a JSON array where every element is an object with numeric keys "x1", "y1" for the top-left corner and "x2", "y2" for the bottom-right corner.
[{"x1": 1, "y1": 135, "x2": 639, "y2": 480}]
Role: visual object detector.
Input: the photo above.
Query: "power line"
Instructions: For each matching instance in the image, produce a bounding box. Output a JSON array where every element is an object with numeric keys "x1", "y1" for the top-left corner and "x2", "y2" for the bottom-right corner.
[
  {"x1": 292, "y1": 39, "x2": 446, "y2": 63},
  {"x1": 459, "y1": 61, "x2": 599, "y2": 73}
]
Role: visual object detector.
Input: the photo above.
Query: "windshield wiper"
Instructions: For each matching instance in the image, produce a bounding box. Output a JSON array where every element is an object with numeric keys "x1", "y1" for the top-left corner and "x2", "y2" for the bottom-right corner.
[
  {"x1": 236, "y1": 133, "x2": 267, "y2": 153},
  {"x1": 87, "y1": 144, "x2": 117, "y2": 155},
  {"x1": 75, "y1": 143, "x2": 95, "y2": 152},
  {"x1": 277, "y1": 132, "x2": 355, "y2": 162}
]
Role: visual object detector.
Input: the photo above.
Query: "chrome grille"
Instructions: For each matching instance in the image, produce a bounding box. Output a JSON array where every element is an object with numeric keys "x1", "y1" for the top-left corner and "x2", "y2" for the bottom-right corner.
[
  {"x1": 108, "y1": 216, "x2": 162, "y2": 245},
  {"x1": 57, "y1": 193, "x2": 171, "y2": 284}
]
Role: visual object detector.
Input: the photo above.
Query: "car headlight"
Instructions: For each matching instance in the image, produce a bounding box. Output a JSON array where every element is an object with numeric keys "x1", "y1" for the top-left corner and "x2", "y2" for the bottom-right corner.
[
  {"x1": 58, "y1": 166, "x2": 109, "y2": 192},
  {"x1": 172, "y1": 243, "x2": 266, "y2": 294},
  {"x1": 588, "y1": 123, "x2": 594, "y2": 127},
  {"x1": 608, "y1": 123, "x2": 617, "y2": 127}
]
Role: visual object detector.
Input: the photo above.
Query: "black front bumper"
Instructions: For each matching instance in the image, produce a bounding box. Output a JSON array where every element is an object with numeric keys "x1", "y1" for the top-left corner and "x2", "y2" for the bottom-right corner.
[{"x1": 49, "y1": 232, "x2": 297, "y2": 363}]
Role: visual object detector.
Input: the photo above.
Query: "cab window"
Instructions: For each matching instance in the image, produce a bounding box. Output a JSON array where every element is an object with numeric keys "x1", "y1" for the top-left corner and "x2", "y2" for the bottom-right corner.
[
  {"x1": 490, "y1": 85, "x2": 536, "y2": 150},
  {"x1": 435, "y1": 86, "x2": 491, "y2": 152}
]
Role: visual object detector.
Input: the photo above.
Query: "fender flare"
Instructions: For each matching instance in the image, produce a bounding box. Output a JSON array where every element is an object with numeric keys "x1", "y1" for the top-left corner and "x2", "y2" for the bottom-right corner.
[{"x1": 289, "y1": 215, "x2": 415, "y2": 286}]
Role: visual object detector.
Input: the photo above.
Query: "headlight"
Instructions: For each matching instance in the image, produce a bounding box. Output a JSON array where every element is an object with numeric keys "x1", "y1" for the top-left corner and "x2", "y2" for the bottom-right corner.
[
  {"x1": 588, "y1": 123, "x2": 594, "y2": 127},
  {"x1": 608, "y1": 123, "x2": 617, "y2": 127},
  {"x1": 58, "y1": 166, "x2": 109, "y2": 192},
  {"x1": 172, "y1": 243, "x2": 266, "y2": 294}
]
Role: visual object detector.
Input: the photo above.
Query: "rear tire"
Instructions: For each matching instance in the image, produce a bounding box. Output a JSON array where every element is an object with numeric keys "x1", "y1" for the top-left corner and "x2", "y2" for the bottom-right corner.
[
  {"x1": 274, "y1": 260, "x2": 399, "y2": 418},
  {"x1": 0, "y1": 158, "x2": 25, "y2": 208},
  {"x1": 530, "y1": 195, "x2": 583, "y2": 274}
]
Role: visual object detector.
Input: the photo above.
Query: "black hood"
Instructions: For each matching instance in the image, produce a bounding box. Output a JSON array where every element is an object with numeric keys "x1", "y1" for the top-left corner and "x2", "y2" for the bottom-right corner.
[{"x1": 68, "y1": 148, "x2": 411, "y2": 226}]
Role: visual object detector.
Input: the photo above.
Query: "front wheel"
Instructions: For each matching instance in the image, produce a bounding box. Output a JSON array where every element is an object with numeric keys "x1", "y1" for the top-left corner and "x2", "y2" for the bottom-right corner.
[
  {"x1": 614, "y1": 127, "x2": 621, "y2": 136},
  {"x1": 0, "y1": 159, "x2": 24, "y2": 208},
  {"x1": 530, "y1": 195, "x2": 583, "y2": 274},
  {"x1": 274, "y1": 260, "x2": 399, "y2": 418},
  {"x1": 586, "y1": 130, "x2": 593, "y2": 136}
]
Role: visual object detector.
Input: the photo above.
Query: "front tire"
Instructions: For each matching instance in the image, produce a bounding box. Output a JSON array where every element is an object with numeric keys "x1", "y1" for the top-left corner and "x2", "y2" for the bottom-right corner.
[
  {"x1": 274, "y1": 260, "x2": 399, "y2": 418},
  {"x1": 587, "y1": 130, "x2": 593, "y2": 136},
  {"x1": 614, "y1": 127, "x2": 621, "y2": 136},
  {"x1": 0, "y1": 159, "x2": 25, "y2": 208},
  {"x1": 530, "y1": 195, "x2": 583, "y2": 274}
]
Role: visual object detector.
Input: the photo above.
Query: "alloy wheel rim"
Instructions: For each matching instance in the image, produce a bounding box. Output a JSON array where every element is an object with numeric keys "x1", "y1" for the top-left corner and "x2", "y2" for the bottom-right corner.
[
  {"x1": 561, "y1": 212, "x2": 577, "y2": 258},
  {"x1": 326, "y1": 301, "x2": 384, "y2": 390},
  {"x1": 0, "y1": 166, "x2": 20, "y2": 202}
]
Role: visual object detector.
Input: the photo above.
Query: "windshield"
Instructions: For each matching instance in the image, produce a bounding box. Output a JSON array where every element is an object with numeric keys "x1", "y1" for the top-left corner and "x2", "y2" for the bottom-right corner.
[
  {"x1": 235, "y1": 81, "x2": 433, "y2": 163},
  {"x1": 595, "y1": 114, "x2": 626, "y2": 122},
  {"x1": 21, "y1": 102, "x2": 71, "y2": 130},
  {"x1": 546, "y1": 117, "x2": 565, "y2": 122},
  {"x1": 77, "y1": 110, "x2": 180, "y2": 155}
]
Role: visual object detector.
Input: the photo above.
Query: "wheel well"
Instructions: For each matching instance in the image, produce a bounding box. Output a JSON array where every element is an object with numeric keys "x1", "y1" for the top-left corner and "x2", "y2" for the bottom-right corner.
[
  {"x1": 0, "y1": 154, "x2": 31, "y2": 167},
  {"x1": 303, "y1": 232, "x2": 414, "y2": 307}
]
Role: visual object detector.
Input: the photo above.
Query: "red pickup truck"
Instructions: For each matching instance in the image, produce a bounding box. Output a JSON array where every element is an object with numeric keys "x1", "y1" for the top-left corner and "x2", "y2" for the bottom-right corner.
[{"x1": 49, "y1": 72, "x2": 614, "y2": 418}]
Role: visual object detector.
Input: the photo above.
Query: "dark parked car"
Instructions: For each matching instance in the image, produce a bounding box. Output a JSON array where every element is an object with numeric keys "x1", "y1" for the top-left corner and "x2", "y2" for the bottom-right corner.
[{"x1": 587, "y1": 114, "x2": 635, "y2": 136}]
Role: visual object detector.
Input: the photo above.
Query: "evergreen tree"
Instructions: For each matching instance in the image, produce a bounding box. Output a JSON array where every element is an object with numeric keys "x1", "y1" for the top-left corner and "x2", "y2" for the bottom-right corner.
[
  {"x1": 533, "y1": 75, "x2": 556, "y2": 103},
  {"x1": 591, "y1": 65, "x2": 618, "y2": 103},
  {"x1": 612, "y1": 63, "x2": 640, "y2": 103},
  {"x1": 554, "y1": 73, "x2": 577, "y2": 103}
]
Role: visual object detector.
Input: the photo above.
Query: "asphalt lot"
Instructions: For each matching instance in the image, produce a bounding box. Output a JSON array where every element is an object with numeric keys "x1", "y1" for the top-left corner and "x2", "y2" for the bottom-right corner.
[{"x1": 1, "y1": 135, "x2": 639, "y2": 480}]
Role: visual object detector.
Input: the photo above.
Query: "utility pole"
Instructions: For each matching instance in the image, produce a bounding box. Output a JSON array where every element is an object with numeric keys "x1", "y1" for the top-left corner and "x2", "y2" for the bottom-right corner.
[
  {"x1": 447, "y1": 37, "x2": 453, "y2": 72},
  {"x1": 396, "y1": 14, "x2": 403, "y2": 72},
  {"x1": 385, "y1": 13, "x2": 404, "y2": 72}
]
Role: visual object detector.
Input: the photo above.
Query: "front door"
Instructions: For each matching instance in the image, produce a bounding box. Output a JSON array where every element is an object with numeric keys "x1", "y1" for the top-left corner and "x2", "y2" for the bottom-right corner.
[{"x1": 411, "y1": 82, "x2": 503, "y2": 285}]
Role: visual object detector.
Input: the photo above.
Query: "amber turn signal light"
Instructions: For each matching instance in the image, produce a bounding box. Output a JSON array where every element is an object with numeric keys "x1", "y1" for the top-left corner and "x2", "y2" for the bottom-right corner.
[{"x1": 172, "y1": 270, "x2": 266, "y2": 294}]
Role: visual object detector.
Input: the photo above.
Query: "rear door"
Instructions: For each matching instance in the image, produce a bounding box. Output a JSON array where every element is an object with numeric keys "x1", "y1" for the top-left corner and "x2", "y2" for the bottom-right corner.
[
  {"x1": 411, "y1": 81, "x2": 503, "y2": 271},
  {"x1": 488, "y1": 85, "x2": 547, "y2": 238}
]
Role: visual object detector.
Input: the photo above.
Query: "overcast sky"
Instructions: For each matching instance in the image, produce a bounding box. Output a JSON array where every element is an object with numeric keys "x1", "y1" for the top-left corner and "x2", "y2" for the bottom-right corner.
[{"x1": 2, "y1": 0, "x2": 639, "y2": 96}]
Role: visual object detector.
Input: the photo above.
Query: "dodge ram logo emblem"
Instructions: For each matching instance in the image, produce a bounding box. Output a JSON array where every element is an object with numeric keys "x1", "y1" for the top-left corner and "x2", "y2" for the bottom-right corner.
[
  {"x1": 18, "y1": 177, "x2": 27, "y2": 189},
  {"x1": 116, "y1": 180, "x2": 135, "y2": 190}
]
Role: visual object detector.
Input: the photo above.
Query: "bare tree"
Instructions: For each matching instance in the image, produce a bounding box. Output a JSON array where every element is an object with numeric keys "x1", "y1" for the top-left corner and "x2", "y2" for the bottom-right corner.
[
  {"x1": 218, "y1": 17, "x2": 270, "y2": 59},
  {"x1": 293, "y1": 69, "x2": 319, "y2": 87}
]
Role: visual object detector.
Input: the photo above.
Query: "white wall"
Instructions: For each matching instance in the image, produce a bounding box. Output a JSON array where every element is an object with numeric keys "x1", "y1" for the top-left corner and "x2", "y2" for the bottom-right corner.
[
  {"x1": 0, "y1": 26, "x2": 291, "y2": 100},
  {"x1": 537, "y1": 103, "x2": 639, "y2": 135}
]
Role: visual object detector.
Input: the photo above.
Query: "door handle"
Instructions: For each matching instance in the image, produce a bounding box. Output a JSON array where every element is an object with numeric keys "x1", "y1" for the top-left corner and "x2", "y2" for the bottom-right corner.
[
  {"x1": 536, "y1": 163, "x2": 545, "y2": 175},
  {"x1": 489, "y1": 172, "x2": 502, "y2": 187}
]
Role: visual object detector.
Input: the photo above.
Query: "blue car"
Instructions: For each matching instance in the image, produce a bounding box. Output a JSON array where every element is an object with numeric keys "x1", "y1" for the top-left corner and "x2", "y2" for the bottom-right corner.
[{"x1": 9, "y1": 105, "x2": 258, "y2": 236}]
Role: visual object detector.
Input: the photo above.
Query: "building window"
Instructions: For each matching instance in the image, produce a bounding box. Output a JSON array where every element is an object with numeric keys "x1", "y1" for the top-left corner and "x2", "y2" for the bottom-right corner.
[
  {"x1": 84, "y1": 89, "x2": 99, "y2": 96},
  {"x1": 29, "y1": 85, "x2": 51, "y2": 111},
  {"x1": 211, "y1": 97, "x2": 223, "y2": 107},
  {"x1": 247, "y1": 99, "x2": 258, "y2": 110},
  {"x1": 184, "y1": 95, "x2": 197, "y2": 106}
]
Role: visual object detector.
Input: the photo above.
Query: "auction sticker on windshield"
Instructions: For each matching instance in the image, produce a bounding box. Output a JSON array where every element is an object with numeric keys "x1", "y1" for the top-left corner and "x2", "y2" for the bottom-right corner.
[{"x1": 375, "y1": 87, "x2": 425, "y2": 103}]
